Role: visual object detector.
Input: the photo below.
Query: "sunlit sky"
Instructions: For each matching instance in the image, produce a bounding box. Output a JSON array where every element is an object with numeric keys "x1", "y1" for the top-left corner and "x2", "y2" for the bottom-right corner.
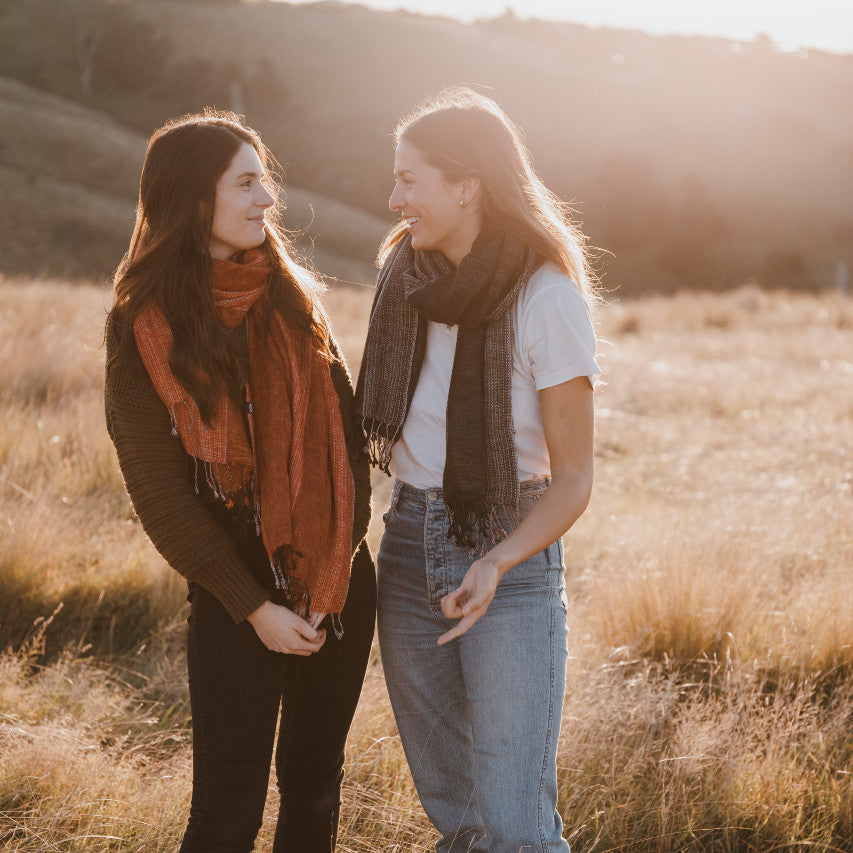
[{"x1": 285, "y1": 0, "x2": 853, "y2": 54}]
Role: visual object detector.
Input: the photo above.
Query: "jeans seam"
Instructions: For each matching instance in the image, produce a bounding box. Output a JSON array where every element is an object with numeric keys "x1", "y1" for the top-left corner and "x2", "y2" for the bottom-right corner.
[
  {"x1": 424, "y1": 501, "x2": 446, "y2": 623},
  {"x1": 537, "y1": 579, "x2": 557, "y2": 852}
]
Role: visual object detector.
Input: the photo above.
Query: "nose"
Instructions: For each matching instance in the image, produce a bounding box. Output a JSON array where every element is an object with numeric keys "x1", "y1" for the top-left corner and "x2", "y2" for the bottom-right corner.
[
  {"x1": 389, "y1": 184, "x2": 403, "y2": 212},
  {"x1": 258, "y1": 185, "x2": 275, "y2": 208}
]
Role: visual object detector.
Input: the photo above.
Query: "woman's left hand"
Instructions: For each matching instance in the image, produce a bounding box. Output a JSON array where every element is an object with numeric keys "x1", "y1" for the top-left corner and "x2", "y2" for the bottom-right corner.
[{"x1": 438, "y1": 555, "x2": 503, "y2": 645}]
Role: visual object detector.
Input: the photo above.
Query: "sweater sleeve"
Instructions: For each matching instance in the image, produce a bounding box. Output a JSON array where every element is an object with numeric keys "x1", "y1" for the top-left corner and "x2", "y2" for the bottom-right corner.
[
  {"x1": 104, "y1": 315, "x2": 270, "y2": 623},
  {"x1": 328, "y1": 338, "x2": 372, "y2": 556}
]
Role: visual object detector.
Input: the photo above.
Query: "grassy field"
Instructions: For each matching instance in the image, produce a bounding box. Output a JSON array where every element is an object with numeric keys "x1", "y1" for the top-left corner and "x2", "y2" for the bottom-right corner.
[{"x1": 0, "y1": 276, "x2": 851, "y2": 851}]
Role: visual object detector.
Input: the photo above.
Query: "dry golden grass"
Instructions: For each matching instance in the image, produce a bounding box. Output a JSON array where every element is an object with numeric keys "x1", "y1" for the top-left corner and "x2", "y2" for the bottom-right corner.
[{"x1": 0, "y1": 275, "x2": 851, "y2": 851}]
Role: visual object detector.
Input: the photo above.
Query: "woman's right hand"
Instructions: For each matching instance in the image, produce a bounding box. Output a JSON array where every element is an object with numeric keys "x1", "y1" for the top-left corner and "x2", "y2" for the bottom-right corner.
[{"x1": 246, "y1": 601, "x2": 327, "y2": 655}]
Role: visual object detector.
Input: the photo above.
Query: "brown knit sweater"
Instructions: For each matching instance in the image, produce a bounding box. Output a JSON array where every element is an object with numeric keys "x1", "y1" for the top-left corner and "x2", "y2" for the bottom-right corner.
[{"x1": 104, "y1": 311, "x2": 372, "y2": 624}]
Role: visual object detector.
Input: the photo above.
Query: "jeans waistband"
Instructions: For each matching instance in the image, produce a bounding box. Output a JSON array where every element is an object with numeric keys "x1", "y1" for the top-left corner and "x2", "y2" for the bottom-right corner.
[{"x1": 391, "y1": 476, "x2": 550, "y2": 509}]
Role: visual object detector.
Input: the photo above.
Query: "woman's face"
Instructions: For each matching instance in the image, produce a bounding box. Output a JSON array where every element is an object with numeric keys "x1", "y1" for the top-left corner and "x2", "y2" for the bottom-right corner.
[
  {"x1": 389, "y1": 139, "x2": 479, "y2": 267},
  {"x1": 209, "y1": 142, "x2": 275, "y2": 260}
]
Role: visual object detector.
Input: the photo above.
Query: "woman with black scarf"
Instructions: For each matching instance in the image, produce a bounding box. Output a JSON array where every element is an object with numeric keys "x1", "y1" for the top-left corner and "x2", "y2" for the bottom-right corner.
[{"x1": 357, "y1": 88, "x2": 600, "y2": 853}]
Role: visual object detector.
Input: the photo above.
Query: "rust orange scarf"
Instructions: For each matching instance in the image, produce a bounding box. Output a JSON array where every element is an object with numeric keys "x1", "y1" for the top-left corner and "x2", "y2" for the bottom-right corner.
[{"x1": 133, "y1": 250, "x2": 355, "y2": 619}]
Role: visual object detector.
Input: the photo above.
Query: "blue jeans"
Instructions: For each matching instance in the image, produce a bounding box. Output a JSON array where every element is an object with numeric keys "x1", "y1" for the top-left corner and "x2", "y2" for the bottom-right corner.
[{"x1": 377, "y1": 479, "x2": 570, "y2": 853}]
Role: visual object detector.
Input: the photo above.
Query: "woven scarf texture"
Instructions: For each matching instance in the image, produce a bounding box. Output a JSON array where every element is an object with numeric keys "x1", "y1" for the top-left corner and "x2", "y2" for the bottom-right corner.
[
  {"x1": 134, "y1": 249, "x2": 355, "y2": 616},
  {"x1": 357, "y1": 230, "x2": 540, "y2": 548}
]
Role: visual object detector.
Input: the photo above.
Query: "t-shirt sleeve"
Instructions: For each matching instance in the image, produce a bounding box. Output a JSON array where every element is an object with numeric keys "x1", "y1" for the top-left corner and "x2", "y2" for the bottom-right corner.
[{"x1": 518, "y1": 268, "x2": 601, "y2": 391}]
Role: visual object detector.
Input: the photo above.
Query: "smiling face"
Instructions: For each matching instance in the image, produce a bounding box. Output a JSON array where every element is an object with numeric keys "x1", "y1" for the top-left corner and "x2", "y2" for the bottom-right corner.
[
  {"x1": 209, "y1": 141, "x2": 275, "y2": 260},
  {"x1": 389, "y1": 139, "x2": 481, "y2": 267}
]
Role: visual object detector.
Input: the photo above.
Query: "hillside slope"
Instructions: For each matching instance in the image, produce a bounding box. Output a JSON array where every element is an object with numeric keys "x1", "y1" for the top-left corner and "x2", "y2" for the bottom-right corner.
[
  {"x1": 0, "y1": 76, "x2": 385, "y2": 282},
  {"x1": 1, "y1": 0, "x2": 851, "y2": 291}
]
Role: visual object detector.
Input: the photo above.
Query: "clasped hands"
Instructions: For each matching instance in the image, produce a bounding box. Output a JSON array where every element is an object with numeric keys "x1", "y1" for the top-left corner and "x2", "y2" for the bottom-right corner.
[
  {"x1": 247, "y1": 600, "x2": 327, "y2": 655},
  {"x1": 249, "y1": 555, "x2": 506, "y2": 650}
]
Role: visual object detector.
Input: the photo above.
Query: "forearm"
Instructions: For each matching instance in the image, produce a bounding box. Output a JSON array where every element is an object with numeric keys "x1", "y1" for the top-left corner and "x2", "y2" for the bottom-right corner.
[
  {"x1": 488, "y1": 468, "x2": 593, "y2": 578},
  {"x1": 486, "y1": 375, "x2": 596, "y2": 577},
  {"x1": 438, "y1": 377, "x2": 594, "y2": 645}
]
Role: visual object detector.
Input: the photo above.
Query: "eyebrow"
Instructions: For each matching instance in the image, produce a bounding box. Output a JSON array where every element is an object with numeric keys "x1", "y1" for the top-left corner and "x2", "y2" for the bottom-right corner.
[
  {"x1": 235, "y1": 171, "x2": 262, "y2": 180},
  {"x1": 395, "y1": 169, "x2": 415, "y2": 178}
]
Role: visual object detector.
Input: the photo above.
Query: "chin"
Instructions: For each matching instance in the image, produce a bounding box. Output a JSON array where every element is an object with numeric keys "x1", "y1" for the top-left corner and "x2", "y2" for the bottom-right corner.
[{"x1": 409, "y1": 233, "x2": 431, "y2": 251}]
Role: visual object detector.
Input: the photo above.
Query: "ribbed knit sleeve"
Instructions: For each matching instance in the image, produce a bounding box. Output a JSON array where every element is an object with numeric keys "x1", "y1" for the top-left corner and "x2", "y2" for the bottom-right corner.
[
  {"x1": 329, "y1": 338, "x2": 373, "y2": 556},
  {"x1": 104, "y1": 314, "x2": 270, "y2": 623}
]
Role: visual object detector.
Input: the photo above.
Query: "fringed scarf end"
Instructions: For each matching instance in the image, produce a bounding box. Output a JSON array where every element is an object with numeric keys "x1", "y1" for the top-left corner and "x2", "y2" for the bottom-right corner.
[
  {"x1": 445, "y1": 495, "x2": 518, "y2": 556},
  {"x1": 331, "y1": 612, "x2": 344, "y2": 640},
  {"x1": 362, "y1": 418, "x2": 396, "y2": 475},
  {"x1": 271, "y1": 545, "x2": 310, "y2": 617},
  {"x1": 187, "y1": 455, "x2": 261, "y2": 533},
  {"x1": 168, "y1": 400, "x2": 195, "y2": 438}
]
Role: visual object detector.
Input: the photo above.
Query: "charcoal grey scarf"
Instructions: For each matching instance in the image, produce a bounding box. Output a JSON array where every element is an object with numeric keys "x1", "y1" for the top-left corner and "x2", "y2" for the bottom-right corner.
[{"x1": 357, "y1": 229, "x2": 540, "y2": 548}]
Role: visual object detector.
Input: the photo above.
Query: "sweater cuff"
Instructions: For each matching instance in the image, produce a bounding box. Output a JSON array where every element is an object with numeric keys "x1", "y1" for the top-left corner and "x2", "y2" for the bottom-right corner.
[{"x1": 192, "y1": 563, "x2": 270, "y2": 624}]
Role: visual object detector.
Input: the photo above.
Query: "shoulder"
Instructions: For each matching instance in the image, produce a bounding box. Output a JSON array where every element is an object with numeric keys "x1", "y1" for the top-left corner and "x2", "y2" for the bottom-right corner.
[
  {"x1": 327, "y1": 337, "x2": 355, "y2": 399},
  {"x1": 104, "y1": 308, "x2": 159, "y2": 414},
  {"x1": 515, "y1": 262, "x2": 594, "y2": 331},
  {"x1": 104, "y1": 307, "x2": 122, "y2": 346},
  {"x1": 513, "y1": 261, "x2": 600, "y2": 388},
  {"x1": 521, "y1": 261, "x2": 585, "y2": 301},
  {"x1": 105, "y1": 308, "x2": 135, "y2": 367}
]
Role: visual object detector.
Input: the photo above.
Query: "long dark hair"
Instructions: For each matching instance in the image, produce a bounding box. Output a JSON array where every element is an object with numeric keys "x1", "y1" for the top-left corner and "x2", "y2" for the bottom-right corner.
[
  {"x1": 109, "y1": 109, "x2": 331, "y2": 423},
  {"x1": 380, "y1": 87, "x2": 597, "y2": 302}
]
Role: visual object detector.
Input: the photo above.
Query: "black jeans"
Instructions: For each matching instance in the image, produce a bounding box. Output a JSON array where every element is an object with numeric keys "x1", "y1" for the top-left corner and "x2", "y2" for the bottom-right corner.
[{"x1": 179, "y1": 543, "x2": 376, "y2": 853}]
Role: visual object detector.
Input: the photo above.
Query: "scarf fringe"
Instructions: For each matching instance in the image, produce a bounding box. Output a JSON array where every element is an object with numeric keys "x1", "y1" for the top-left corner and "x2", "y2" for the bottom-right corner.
[
  {"x1": 186, "y1": 453, "x2": 299, "y2": 593},
  {"x1": 169, "y1": 400, "x2": 197, "y2": 438},
  {"x1": 362, "y1": 418, "x2": 396, "y2": 475},
  {"x1": 332, "y1": 612, "x2": 344, "y2": 641},
  {"x1": 444, "y1": 491, "x2": 520, "y2": 556},
  {"x1": 271, "y1": 544, "x2": 311, "y2": 616}
]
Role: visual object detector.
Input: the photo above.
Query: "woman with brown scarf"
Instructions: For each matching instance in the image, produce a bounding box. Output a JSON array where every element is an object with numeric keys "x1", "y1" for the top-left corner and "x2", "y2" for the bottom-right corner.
[
  {"x1": 358, "y1": 88, "x2": 600, "y2": 852},
  {"x1": 104, "y1": 111, "x2": 375, "y2": 852}
]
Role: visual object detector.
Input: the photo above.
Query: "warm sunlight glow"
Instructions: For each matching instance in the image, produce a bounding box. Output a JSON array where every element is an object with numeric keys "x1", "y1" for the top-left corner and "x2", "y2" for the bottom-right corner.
[{"x1": 284, "y1": 0, "x2": 853, "y2": 53}]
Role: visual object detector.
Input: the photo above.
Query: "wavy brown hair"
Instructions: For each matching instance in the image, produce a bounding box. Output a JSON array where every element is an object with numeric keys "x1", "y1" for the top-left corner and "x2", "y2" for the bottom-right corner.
[
  {"x1": 109, "y1": 109, "x2": 331, "y2": 423},
  {"x1": 380, "y1": 87, "x2": 597, "y2": 302}
]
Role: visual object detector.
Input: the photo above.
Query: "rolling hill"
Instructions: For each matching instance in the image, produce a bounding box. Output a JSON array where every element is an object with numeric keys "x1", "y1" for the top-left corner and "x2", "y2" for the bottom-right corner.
[
  {"x1": 1, "y1": 0, "x2": 851, "y2": 292},
  {"x1": 0, "y1": 75, "x2": 386, "y2": 282}
]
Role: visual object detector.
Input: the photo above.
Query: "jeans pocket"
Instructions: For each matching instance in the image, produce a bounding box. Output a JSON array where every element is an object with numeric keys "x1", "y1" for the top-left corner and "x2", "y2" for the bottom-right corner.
[
  {"x1": 381, "y1": 482, "x2": 404, "y2": 526},
  {"x1": 517, "y1": 476, "x2": 550, "y2": 515},
  {"x1": 499, "y1": 545, "x2": 549, "y2": 588},
  {"x1": 491, "y1": 477, "x2": 551, "y2": 537},
  {"x1": 557, "y1": 578, "x2": 569, "y2": 615}
]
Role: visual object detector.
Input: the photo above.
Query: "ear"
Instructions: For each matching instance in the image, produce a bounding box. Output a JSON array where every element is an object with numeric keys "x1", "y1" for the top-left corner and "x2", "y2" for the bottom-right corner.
[{"x1": 460, "y1": 176, "x2": 481, "y2": 207}]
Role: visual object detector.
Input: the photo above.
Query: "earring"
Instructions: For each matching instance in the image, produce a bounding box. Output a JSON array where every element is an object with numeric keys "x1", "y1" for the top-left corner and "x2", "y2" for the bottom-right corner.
[{"x1": 459, "y1": 199, "x2": 465, "y2": 207}]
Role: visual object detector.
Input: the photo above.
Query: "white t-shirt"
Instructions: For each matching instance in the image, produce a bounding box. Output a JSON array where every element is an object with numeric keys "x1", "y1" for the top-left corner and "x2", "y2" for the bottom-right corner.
[{"x1": 391, "y1": 262, "x2": 600, "y2": 487}]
